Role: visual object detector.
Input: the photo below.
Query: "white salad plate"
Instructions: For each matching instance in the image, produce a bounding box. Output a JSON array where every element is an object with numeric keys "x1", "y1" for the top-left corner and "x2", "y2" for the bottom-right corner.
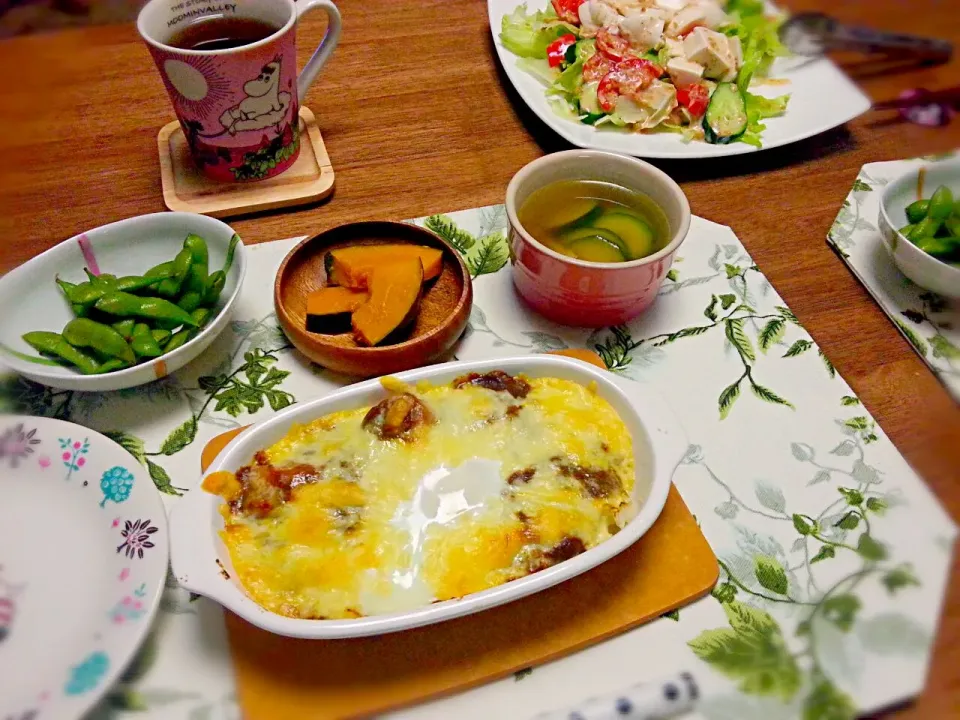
[
  {"x1": 171, "y1": 355, "x2": 687, "y2": 639},
  {"x1": 0, "y1": 417, "x2": 168, "y2": 720},
  {"x1": 487, "y1": 0, "x2": 872, "y2": 158}
]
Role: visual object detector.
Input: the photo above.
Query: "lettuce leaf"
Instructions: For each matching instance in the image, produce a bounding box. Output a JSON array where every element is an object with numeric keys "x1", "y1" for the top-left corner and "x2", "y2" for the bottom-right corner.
[
  {"x1": 735, "y1": 14, "x2": 788, "y2": 91},
  {"x1": 724, "y1": 0, "x2": 765, "y2": 16},
  {"x1": 517, "y1": 57, "x2": 560, "y2": 85},
  {"x1": 499, "y1": 4, "x2": 577, "y2": 59},
  {"x1": 550, "y1": 56, "x2": 586, "y2": 96},
  {"x1": 739, "y1": 91, "x2": 790, "y2": 147}
]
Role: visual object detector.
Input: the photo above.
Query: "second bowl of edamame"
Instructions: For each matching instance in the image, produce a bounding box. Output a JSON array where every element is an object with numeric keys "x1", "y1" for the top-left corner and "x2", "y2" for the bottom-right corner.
[
  {"x1": 0, "y1": 212, "x2": 247, "y2": 391},
  {"x1": 879, "y1": 159, "x2": 960, "y2": 299}
]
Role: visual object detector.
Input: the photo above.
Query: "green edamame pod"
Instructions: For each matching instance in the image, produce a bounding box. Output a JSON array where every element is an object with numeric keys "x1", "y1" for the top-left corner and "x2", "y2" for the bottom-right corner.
[
  {"x1": 151, "y1": 328, "x2": 172, "y2": 344},
  {"x1": 131, "y1": 323, "x2": 163, "y2": 358},
  {"x1": 93, "y1": 273, "x2": 118, "y2": 287},
  {"x1": 177, "y1": 291, "x2": 203, "y2": 313},
  {"x1": 914, "y1": 235, "x2": 960, "y2": 260},
  {"x1": 145, "y1": 261, "x2": 175, "y2": 279},
  {"x1": 56, "y1": 278, "x2": 89, "y2": 317},
  {"x1": 222, "y1": 234, "x2": 241, "y2": 275},
  {"x1": 191, "y1": 307, "x2": 213, "y2": 328},
  {"x1": 945, "y1": 215, "x2": 960, "y2": 238},
  {"x1": 898, "y1": 224, "x2": 916, "y2": 238},
  {"x1": 164, "y1": 327, "x2": 197, "y2": 353},
  {"x1": 905, "y1": 200, "x2": 930, "y2": 224},
  {"x1": 95, "y1": 291, "x2": 198, "y2": 327},
  {"x1": 928, "y1": 185, "x2": 955, "y2": 221},
  {"x1": 158, "y1": 248, "x2": 193, "y2": 298},
  {"x1": 111, "y1": 319, "x2": 136, "y2": 342},
  {"x1": 22, "y1": 331, "x2": 103, "y2": 374},
  {"x1": 95, "y1": 358, "x2": 130, "y2": 374},
  {"x1": 83, "y1": 268, "x2": 97, "y2": 283},
  {"x1": 202, "y1": 270, "x2": 226, "y2": 306},
  {"x1": 912, "y1": 216, "x2": 942, "y2": 239},
  {"x1": 183, "y1": 234, "x2": 210, "y2": 295},
  {"x1": 114, "y1": 275, "x2": 162, "y2": 294},
  {"x1": 63, "y1": 318, "x2": 136, "y2": 365}
]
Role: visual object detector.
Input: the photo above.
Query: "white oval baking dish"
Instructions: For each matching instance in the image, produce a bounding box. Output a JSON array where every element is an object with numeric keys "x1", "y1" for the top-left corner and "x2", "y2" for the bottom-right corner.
[{"x1": 169, "y1": 355, "x2": 687, "y2": 639}]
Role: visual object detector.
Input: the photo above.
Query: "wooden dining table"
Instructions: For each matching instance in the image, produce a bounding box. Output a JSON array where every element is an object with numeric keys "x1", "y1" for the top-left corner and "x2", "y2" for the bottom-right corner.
[{"x1": 0, "y1": 0, "x2": 957, "y2": 716}]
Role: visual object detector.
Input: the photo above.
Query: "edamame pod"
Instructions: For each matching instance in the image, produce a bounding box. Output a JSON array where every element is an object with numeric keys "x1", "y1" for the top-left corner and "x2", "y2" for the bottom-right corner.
[
  {"x1": 177, "y1": 291, "x2": 203, "y2": 313},
  {"x1": 158, "y1": 248, "x2": 193, "y2": 298},
  {"x1": 95, "y1": 291, "x2": 199, "y2": 328},
  {"x1": 164, "y1": 327, "x2": 197, "y2": 353},
  {"x1": 56, "y1": 278, "x2": 89, "y2": 316},
  {"x1": 928, "y1": 185, "x2": 954, "y2": 221},
  {"x1": 63, "y1": 318, "x2": 136, "y2": 365},
  {"x1": 114, "y1": 275, "x2": 163, "y2": 294},
  {"x1": 202, "y1": 271, "x2": 226, "y2": 305},
  {"x1": 145, "y1": 261, "x2": 175, "y2": 279},
  {"x1": 191, "y1": 307, "x2": 213, "y2": 328},
  {"x1": 905, "y1": 200, "x2": 930, "y2": 224},
  {"x1": 22, "y1": 331, "x2": 103, "y2": 374},
  {"x1": 914, "y1": 235, "x2": 960, "y2": 260},
  {"x1": 183, "y1": 234, "x2": 210, "y2": 295},
  {"x1": 151, "y1": 328, "x2": 172, "y2": 344},
  {"x1": 111, "y1": 319, "x2": 136, "y2": 342},
  {"x1": 912, "y1": 216, "x2": 942, "y2": 239},
  {"x1": 131, "y1": 323, "x2": 163, "y2": 358}
]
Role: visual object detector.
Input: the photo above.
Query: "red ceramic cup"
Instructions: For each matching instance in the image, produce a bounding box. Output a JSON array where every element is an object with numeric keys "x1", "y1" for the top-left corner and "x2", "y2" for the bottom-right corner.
[
  {"x1": 505, "y1": 150, "x2": 691, "y2": 328},
  {"x1": 138, "y1": 0, "x2": 341, "y2": 183}
]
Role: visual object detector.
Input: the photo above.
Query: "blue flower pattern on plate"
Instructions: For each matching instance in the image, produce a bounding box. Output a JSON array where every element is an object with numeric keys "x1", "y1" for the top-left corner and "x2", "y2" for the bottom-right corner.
[
  {"x1": 99, "y1": 466, "x2": 135, "y2": 507},
  {"x1": 64, "y1": 651, "x2": 109, "y2": 695}
]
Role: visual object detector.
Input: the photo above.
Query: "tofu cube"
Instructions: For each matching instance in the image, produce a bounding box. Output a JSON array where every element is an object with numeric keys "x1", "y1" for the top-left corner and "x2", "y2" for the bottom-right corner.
[
  {"x1": 620, "y1": 11, "x2": 666, "y2": 53},
  {"x1": 666, "y1": 57, "x2": 705, "y2": 88},
  {"x1": 683, "y1": 27, "x2": 737, "y2": 80},
  {"x1": 664, "y1": 36, "x2": 686, "y2": 58},
  {"x1": 666, "y1": 1, "x2": 728, "y2": 36}
]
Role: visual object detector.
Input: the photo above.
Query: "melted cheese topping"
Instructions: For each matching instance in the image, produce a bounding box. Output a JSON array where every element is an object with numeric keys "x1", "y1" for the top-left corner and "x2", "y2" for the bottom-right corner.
[{"x1": 214, "y1": 376, "x2": 636, "y2": 619}]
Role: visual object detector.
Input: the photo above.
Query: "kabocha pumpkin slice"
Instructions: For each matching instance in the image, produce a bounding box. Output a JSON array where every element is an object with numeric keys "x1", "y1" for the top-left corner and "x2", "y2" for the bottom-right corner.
[
  {"x1": 352, "y1": 259, "x2": 424, "y2": 346},
  {"x1": 305, "y1": 286, "x2": 369, "y2": 334},
  {"x1": 325, "y1": 245, "x2": 443, "y2": 289}
]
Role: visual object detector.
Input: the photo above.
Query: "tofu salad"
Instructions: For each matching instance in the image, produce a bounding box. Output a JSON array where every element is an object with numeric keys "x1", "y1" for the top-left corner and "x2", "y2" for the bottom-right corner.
[{"x1": 500, "y1": 0, "x2": 790, "y2": 146}]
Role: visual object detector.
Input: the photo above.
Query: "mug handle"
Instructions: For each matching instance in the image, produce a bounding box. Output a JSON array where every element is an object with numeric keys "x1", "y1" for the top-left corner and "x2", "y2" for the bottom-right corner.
[{"x1": 294, "y1": 0, "x2": 343, "y2": 100}]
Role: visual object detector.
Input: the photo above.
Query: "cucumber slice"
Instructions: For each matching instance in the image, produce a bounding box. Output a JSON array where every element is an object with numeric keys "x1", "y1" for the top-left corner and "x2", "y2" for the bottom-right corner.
[
  {"x1": 593, "y1": 212, "x2": 656, "y2": 259},
  {"x1": 544, "y1": 199, "x2": 601, "y2": 230},
  {"x1": 703, "y1": 83, "x2": 747, "y2": 145},
  {"x1": 560, "y1": 226, "x2": 629, "y2": 256},
  {"x1": 568, "y1": 236, "x2": 626, "y2": 263}
]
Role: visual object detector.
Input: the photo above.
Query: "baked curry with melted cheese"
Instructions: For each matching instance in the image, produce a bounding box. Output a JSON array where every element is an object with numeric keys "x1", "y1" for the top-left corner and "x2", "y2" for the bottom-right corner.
[{"x1": 203, "y1": 370, "x2": 636, "y2": 619}]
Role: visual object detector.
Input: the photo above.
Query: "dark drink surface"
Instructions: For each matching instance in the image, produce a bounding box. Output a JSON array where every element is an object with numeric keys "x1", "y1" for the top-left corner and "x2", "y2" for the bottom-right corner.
[{"x1": 168, "y1": 16, "x2": 279, "y2": 51}]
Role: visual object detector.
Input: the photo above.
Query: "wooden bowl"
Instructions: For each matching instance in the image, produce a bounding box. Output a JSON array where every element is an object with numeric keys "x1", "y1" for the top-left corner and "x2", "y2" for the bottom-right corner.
[{"x1": 274, "y1": 221, "x2": 473, "y2": 378}]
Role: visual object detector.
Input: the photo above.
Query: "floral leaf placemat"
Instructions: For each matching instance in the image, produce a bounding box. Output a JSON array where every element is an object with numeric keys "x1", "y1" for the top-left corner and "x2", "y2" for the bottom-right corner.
[
  {"x1": 827, "y1": 150, "x2": 960, "y2": 401},
  {"x1": 1, "y1": 204, "x2": 955, "y2": 720}
]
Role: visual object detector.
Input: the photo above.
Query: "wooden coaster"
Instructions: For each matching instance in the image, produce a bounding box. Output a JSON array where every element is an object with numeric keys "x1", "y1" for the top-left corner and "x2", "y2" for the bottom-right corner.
[
  {"x1": 158, "y1": 106, "x2": 335, "y2": 219},
  {"x1": 197, "y1": 351, "x2": 718, "y2": 720}
]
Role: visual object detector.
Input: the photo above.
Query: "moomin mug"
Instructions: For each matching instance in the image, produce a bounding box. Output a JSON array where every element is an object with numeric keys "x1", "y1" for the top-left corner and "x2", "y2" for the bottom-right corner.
[{"x1": 138, "y1": 0, "x2": 341, "y2": 182}]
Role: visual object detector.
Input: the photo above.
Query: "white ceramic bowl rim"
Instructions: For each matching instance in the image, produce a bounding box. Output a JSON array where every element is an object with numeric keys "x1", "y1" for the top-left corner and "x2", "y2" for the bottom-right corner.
[
  {"x1": 879, "y1": 159, "x2": 960, "y2": 276},
  {"x1": 170, "y1": 355, "x2": 689, "y2": 639},
  {"x1": 0, "y1": 211, "x2": 246, "y2": 386},
  {"x1": 505, "y1": 149, "x2": 692, "y2": 269}
]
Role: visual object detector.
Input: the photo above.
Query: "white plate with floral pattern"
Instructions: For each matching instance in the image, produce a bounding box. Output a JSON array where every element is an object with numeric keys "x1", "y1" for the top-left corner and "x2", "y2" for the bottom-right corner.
[{"x1": 0, "y1": 416, "x2": 168, "y2": 720}]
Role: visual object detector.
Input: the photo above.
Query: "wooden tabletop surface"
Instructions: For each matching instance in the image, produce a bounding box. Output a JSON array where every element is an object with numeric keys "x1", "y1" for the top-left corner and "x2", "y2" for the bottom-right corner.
[{"x1": 0, "y1": 0, "x2": 957, "y2": 715}]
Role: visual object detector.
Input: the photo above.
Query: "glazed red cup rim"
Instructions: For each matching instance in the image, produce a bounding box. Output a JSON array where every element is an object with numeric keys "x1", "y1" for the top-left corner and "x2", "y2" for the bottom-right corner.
[
  {"x1": 505, "y1": 149, "x2": 691, "y2": 269},
  {"x1": 138, "y1": 0, "x2": 298, "y2": 56}
]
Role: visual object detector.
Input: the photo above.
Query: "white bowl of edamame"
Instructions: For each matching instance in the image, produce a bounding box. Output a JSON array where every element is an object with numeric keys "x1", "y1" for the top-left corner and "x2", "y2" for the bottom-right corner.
[
  {"x1": 879, "y1": 160, "x2": 960, "y2": 299},
  {"x1": 0, "y1": 212, "x2": 246, "y2": 391}
]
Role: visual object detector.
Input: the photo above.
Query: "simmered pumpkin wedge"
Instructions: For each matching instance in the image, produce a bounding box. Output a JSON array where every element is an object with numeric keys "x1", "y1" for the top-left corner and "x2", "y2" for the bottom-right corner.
[
  {"x1": 325, "y1": 245, "x2": 443, "y2": 289},
  {"x1": 351, "y1": 259, "x2": 424, "y2": 346},
  {"x1": 305, "y1": 286, "x2": 369, "y2": 333}
]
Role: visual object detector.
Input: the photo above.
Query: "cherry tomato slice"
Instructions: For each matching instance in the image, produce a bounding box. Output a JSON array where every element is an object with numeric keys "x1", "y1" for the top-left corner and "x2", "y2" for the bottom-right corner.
[
  {"x1": 614, "y1": 57, "x2": 662, "y2": 96},
  {"x1": 596, "y1": 27, "x2": 631, "y2": 61},
  {"x1": 551, "y1": 0, "x2": 585, "y2": 24},
  {"x1": 546, "y1": 33, "x2": 578, "y2": 68},
  {"x1": 677, "y1": 82, "x2": 710, "y2": 116},
  {"x1": 583, "y1": 52, "x2": 615, "y2": 83},
  {"x1": 597, "y1": 73, "x2": 620, "y2": 112}
]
